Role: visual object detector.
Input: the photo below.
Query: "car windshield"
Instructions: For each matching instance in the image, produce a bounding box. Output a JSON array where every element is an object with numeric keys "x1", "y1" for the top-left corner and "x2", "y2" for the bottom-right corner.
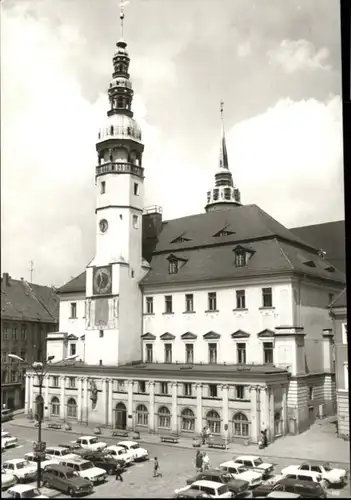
[
  {"x1": 66, "y1": 471, "x2": 78, "y2": 479},
  {"x1": 254, "y1": 459, "x2": 263, "y2": 466},
  {"x1": 323, "y1": 465, "x2": 332, "y2": 472},
  {"x1": 88, "y1": 438, "x2": 98, "y2": 444},
  {"x1": 221, "y1": 474, "x2": 232, "y2": 482},
  {"x1": 130, "y1": 444, "x2": 140, "y2": 450},
  {"x1": 80, "y1": 462, "x2": 93, "y2": 470},
  {"x1": 16, "y1": 461, "x2": 29, "y2": 469},
  {"x1": 23, "y1": 488, "x2": 41, "y2": 498}
]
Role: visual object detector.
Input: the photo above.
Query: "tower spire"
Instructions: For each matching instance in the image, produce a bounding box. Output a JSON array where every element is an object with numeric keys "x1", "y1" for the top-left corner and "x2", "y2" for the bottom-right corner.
[{"x1": 205, "y1": 100, "x2": 242, "y2": 212}]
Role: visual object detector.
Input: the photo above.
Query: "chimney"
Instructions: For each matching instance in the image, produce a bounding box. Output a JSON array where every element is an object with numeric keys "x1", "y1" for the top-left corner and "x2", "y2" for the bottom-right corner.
[{"x1": 2, "y1": 273, "x2": 10, "y2": 287}]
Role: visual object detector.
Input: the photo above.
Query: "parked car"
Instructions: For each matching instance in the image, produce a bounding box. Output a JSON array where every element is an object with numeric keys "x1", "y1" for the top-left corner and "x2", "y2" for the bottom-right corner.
[
  {"x1": 266, "y1": 493, "x2": 301, "y2": 499},
  {"x1": 175, "y1": 480, "x2": 233, "y2": 498},
  {"x1": 60, "y1": 457, "x2": 107, "y2": 485},
  {"x1": 174, "y1": 490, "x2": 212, "y2": 498},
  {"x1": 185, "y1": 470, "x2": 250, "y2": 496},
  {"x1": 220, "y1": 460, "x2": 264, "y2": 488},
  {"x1": 24, "y1": 453, "x2": 59, "y2": 471},
  {"x1": 116, "y1": 441, "x2": 149, "y2": 461},
  {"x1": 42, "y1": 464, "x2": 93, "y2": 497},
  {"x1": 45, "y1": 446, "x2": 80, "y2": 461},
  {"x1": 281, "y1": 467, "x2": 327, "y2": 488},
  {"x1": 233, "y1": 456, "x2": 274, "y2": 478},
  {"x1": 75, "y1": 451, "x2": 120, "y2": 475},
  {"x1": 1, "y1": 409, "x2": 14, "y2": 423},
  {"x1": 72, "y1": 436, "x2": 107, "y2": 452},
  {"x1": 58, "y1": 443, "x2": 83, "y2": 452},
  {"x1": 252, "y1": 475, "x2": 286, "y2": 497},
  {"x1": 104, "y1": 445, "x2": 133, "y2": 465},
  {"x1": 1, "y1": 431, "x2": 18, "y2": 449},
  {"x1": 6, "y1": 485, "x2": 48, "y2": 498},
  {"x1": 2, "y1": 460, "x2": 37, "y2": 483},
  {"x1": 269, "y1": 478, "x2": 327, "y2": 498},
  {"x1": 1, "y1": 468, "x2": 17, "y2": 491},
  {"x1": 281, "y1": 463, "x2": 347, "y2": 487}
]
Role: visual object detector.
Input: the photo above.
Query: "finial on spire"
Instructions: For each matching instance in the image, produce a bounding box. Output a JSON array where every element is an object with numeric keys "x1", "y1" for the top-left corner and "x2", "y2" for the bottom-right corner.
[
  {"x1": 220, "y1": 100, "x2": 224, "y2": 120},
  {"x1": 119, "y1": 0, "x2": 129, "y2": 38}
]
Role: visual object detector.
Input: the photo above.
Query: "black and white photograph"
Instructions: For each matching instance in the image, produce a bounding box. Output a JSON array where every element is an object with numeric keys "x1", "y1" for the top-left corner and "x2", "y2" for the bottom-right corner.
[{"x1": 1, "y1": 0, "x2": 349, "y2": 498}]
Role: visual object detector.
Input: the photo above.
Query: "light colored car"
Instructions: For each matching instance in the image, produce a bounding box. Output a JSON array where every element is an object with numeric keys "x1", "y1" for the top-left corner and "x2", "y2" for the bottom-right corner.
[
  {"x1": 233, "y1": 456, "x2": 274, "y2": 478},
  {"x1": 45, "y1": 446, "x2": 80, "y2": 461},
  {"x1": 220, "y1": 460, "x2": 264, "y2": 488},
  {"x1": 266, "y1": 492, "x2": 301, "y2": 499},
  {"x1": 104, "y1": 445, "x2": 133, "y2": 465},
  {"x1": 2, "y1": 460, "x2": 37, "y2": 483},
  {"x1": 175, "y1": 480, "x2": 233, "y2": 498},
  {"x1": 281, "y1": 463, "x2": 347, "y2": 487},
  {"x1": 23, "y1": 452, "x2": 59, "y2": 471},
  {"x1": 1, "y1": 431, "x2": 18, "y2": 449},
  {"x1": 74, "y1": 436, "x2": 107, "y2": 452},
  {"x1": 117, "y1": 441, "x2": 149, "y2": 461},
  {"x1": 60, "y1": 457, "x2": 107, "y2": 485},
  {"x1": 280, "y1": 467, "x2": 327, "y2": 488},
  {"x1": 2, "y1": 468, "x2": 17, "y2": 491},
  {"x1": 6, "y1": 484, "x2": 48, "y2": 498}
]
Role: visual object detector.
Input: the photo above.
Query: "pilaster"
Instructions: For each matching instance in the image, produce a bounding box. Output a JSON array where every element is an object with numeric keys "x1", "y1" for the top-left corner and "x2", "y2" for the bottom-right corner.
[
  {"x1": 171, "y1": 382, "x2": 178, "y2": 433},
  {"x1": 127, "y1": 380, "x2": 134, "y2": 430},
  {"x1": 221, "y1": 384, "x2": 229, "y2": 438},
  {"x1": 102, "y1": 378, "x2": 108, "y2": 426},
  {"x1": 196, "y1": 383, "x2": 203, "y2": 433},
  {"x1": 60, "y1": 376, "x2": 66, "y2": 420},
  {"x1": 107, "y1": 379, "x2": 113, "y2": 427},
  {"x1": 25, "y1": 374, "x2": 30, "y2": 415},
  {"x1": 148, "y1": 381, "x2": 155, "y2": 432},
  {"x1": 282, "y1": 384, "x2": 288, "y2": 435},
  {"x1": 260, "y1": 386, "x2": 270, "y2": 434},
  {"x1": 83, "y1": 377, "x2": 88, "y2": 424},
  {"x1": 44, "y1": 376, "x2": 49, "y2": 420},
  {"x1": 269, "y1": 387, "x2": 274, "y2": 439},
  {"x1": 77, "y1": 377, "x2": 83, "y2": 423},
  {"x1": 249, "y1": 385, "x2": 261, "y2": 443}
]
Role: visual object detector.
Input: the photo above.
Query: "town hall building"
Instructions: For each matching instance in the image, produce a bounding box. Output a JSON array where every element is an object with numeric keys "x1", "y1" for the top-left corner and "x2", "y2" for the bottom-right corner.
[{"x1": 25, "y1": 11, "x2": 346, "y2": 443}]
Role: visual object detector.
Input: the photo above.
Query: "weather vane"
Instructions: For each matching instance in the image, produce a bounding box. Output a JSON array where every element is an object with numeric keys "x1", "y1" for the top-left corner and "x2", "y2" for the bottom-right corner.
[
  {"x1": 119, "y1": 0, "x2": 130, "y2": 38},
  {"x1": 220, "y1": 100, "x2": 224, "y2": 119}
]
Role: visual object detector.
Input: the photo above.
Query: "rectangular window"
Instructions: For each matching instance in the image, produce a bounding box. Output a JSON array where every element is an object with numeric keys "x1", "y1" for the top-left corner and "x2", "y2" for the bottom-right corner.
[
  {"x1": 184, "y1": 383, "x2": 192, "y2": 396},
  {"x1": 235, "y1": 252, "x2": 246, "y2": 267},
  {"x1": 263, "y1": 342, "x2": 274, "y2": 364},
  {"x1": 52, "y1": 376, "x2": 59, "y2": 387},
  {"x1": 160, "y1": 382, "x2": 168, "y2": 395},
  {"x1": 185, "y1": 344, "x2": 194, "y2": 364},
  {"x1": 11, "y1": 371, "x2": 16, "y2": 382},
  {"x1": 12, "y1": 328, "x2": 17, "y2": 340},
  {"x1": 165, "y1": 295, "x2": 173, "y2": 314},
  {"x1": 68, "y1": 377, "x2": 76, "y2": 388},
  {"x1": 138, "y1": 381, "x2": 146, "y2": 393},
  {"x1": 20, "y1": 350, "x2": 26, "y2": 360},
  {"x1": 164, "y1": 343, "x2": 172, "y2": 363},
  {"x1": 236, "y1": 290, "x2": 246, "y2": 309},
  {"x1": 208, "y1": 292, "x2": 217, "y2": 311},
  {"x1": 169, "y1": 260, "x2": 178, "y2": 274},
  {"x1": 342, "y1": 323, "x2": 348, "y2": 344},
  {"x1": 208, "y1": 343, "x2": 217, "y2": 364},
  {"x1": 308, "y1": 386, "x2": 313, "y2": 400},
  {"x1": 262, "y1": 288, "x2": 273, "y2": 308},
  {"x1": 133, "y1": 182, "x2": 139, "y2": 196},
  {"x1": 21, "y1": 326, "x2": 27, "y2": 340},
  {"x1": 132, "y1": 214, "x2": 139, "y2": 229},
  {"x1": 237, "y1": 343, "x2": 246, "y2": 364},
  {"x1": 117, "y1": 380, "x2": 125, "y2": 392},
  {"x1": 146, "y1": 343, "x2": 153, "y2": 363},
  {"x1": 209, "y1": 384, "x2": 217, "y2": 398},
  {"x1": 69, "y1": 343, "x2": 76, "y2": 356},
  {"x1": 146, "y1": 297, "x2": 154, "y2": 314},
  {"x1": 3, "y1": 325, "x2": 9, "y2": 340},
  {"x1": 100, "y1": 181, "x2": 106, "y2": 194},
  {"x1": 235, "y1": 385, "x2": 244, "y2": 399},
  {"x1": 185, "y1": 294, "x2": 194, "y2": 312},
  {"x1": 70, "y1": 302, "x2": 77, "y2": 319}
]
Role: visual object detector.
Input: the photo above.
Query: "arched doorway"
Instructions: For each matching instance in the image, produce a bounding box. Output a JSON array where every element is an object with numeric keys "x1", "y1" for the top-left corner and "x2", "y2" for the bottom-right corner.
[{"x1": 115, "y1": 402, "x2": 127, "y2": 429}]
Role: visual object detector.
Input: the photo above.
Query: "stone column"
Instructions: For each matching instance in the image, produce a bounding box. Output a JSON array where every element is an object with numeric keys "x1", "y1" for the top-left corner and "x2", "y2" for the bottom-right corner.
[
  {"x1": 249, "y1": 385, "x2": 261, "y2": 443},
  {"x1": 83, "y1": 377, "x2": 89, "y2": 424},
  {"x1": 107, "y1": 379, "x2": 113, "y2": 427},
  {"x1": 221, "y1": 385, "x2": 229, "y2": 439},
  {"x1": 171, "y1": 382, "x2": 178, "y2": 433},
  {"x1": 25, "y1": 374, "x2": 30, "y2": 415},
  {"x1": 60, "y1": 376, "x2": 66, "y2": 420},
  {"x1": 28, "y1": 374, "x2": 33, "y2": 415},
  {"x1": 148, "y1": 381, "x2": 155, "y2": 433},
  {"x1": 77, "y1": 377, "x2": 83, "y2": 423},
  {"x1": 260, "y1": 386, "x2": 270, "y2": 433},
  {"x1": 44, "y1": 376, "x2": 49, "y2": 420},
  {"x1": 282, "y1": 384, "x2": 288, "y2": 435},
  {"x1": 196, "y1": 383, "x2": 203, "y2": 433},
  {"x1": 269, "y1": 387, "x2": 275, "y2": 440},
  {"x1": 102, "y1": 378, "x2": 108, "y2": 426},
  {"x1": 127, "y1": 380, "x2": 134, "y2": 430}
]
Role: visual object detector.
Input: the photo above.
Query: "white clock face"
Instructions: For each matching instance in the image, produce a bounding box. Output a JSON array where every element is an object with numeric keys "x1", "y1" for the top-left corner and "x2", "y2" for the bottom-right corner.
[{"x1": 99, "y1": 219, "x2": 108, "y2": 233}]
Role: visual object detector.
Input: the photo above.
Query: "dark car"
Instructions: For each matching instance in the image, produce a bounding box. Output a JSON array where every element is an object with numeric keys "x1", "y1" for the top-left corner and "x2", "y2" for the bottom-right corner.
[
  {"x1": 174, "y1": 491, "x2": 212, "y2": 499},
  {"x1": 186, "y1": 470, "x2": 250, "y2": 496},
  {"x1": 42, "y1": 464, "x2": 93, "y2": 497},
  {"x1": 253, "y1": 478, "x2": 327, "y2": 499},
  {"x1": 1, "y1": 409, "x2": 14, "y2": 423},
  {"x1": 75, "y1": 451, "x2": 120, "y2": 475}
]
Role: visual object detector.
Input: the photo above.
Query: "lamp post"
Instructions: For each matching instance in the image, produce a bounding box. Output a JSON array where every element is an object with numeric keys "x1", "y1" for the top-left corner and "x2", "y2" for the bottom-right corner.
[{"x1": 8, "y1": 353, "x2": 79, "y2": 488}]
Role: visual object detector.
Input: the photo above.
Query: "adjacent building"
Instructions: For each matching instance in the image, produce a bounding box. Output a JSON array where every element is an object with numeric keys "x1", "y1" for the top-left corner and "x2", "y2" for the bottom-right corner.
[
  {"x1": 1, "y1": 273, "x2": 59, "y2": 409},
  {"x1": 26, "y1": 13, "x2": 346, "y2": 442}
]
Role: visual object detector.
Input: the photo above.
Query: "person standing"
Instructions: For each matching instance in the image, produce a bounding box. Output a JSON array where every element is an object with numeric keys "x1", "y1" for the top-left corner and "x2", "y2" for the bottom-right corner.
[
  {"x1": 153, "y1": 457, "x2": 162, "y2": 478},
  {"x1": 115, "y1": 460, "x2": 124, "y2": 482},
  {"x1": 195, "y1": 450, "x2": 203, "y2": 472},
  {"x1": 202, "y1": 452, "x2": 210, "y2": 471}
]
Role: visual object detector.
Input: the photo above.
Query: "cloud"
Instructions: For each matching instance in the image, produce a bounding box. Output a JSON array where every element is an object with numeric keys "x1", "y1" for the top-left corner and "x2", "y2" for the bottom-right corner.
[
  {"x1": 237, "y1": 41, "x2": 251, "y2": 58},
  {"x1": 268, "y1": 39, "x2": 331, "y2": 73}
]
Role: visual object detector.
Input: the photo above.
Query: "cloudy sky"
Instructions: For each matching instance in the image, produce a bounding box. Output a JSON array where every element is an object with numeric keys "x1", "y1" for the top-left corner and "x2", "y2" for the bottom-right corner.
[{"x1": 1, "y1": 0, "x2": 345, "y2": 287}]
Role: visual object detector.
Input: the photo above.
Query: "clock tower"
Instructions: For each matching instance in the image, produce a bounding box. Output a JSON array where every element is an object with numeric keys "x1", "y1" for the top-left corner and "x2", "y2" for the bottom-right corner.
[{"x1": 84, "y1": 8, "x2": 149, "y2": 366}]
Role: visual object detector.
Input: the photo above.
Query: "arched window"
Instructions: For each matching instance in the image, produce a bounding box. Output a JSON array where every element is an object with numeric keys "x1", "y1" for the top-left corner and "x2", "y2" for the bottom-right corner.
[
  {"x1": 224, "y1": 188, "x2": 231, "y2": 200},
  {"x1": 117, "y1": 97, "x2": 123, "y2": 108},
  {"x1": 51, "y1": 396, "x2": 60, "y2": 416},
  {"x1": 181, "y1": 408, "x2": 195, "y2": 431},
  {"x1": 158, "y1": 406, "x2": 171, "y2": 429},
  {"x1": 213, "y1": 189, "x2": 219, "y2": 201},
  {"x1": 67, "y1": 398, "x2": 77, "y2": 418},
  {"x1": 232, "y1": 412, "x2": 249, "y2": 437},
  {"x1": 136, "y1": 404, "x2": 148, "y2": 426},
  {"x1": 110, "y1": 125, "x2": 114, "y2": 135},
  {"x1": 207, "y1": 410, "x2": 221, "y2": 434}
]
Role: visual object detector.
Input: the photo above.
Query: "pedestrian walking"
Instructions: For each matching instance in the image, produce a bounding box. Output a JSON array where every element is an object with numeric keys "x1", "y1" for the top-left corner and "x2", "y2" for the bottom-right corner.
[
  {"x1": 153, "y1": 456, "x2": 162, "y2": 478},
  {"x1": 115, "y1": 461, "x2": 124, "y2": 482},
  {"x1": 202, "y1": 452, "x2": 210, "y2": 471},
  {"x1": 195, "y1": 450, "x2": 203, "y2": 472}
]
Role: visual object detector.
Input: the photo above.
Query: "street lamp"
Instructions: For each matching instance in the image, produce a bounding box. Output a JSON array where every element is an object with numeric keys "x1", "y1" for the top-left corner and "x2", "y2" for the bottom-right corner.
[{"x1": 8, "y1": 353, "x2": 79, "y2": 488}]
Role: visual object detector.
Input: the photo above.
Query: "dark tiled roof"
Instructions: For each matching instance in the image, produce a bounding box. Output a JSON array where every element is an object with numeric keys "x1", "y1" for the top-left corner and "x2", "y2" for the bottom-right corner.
[
  {"x1": 58, "y1": 271, "x2": 86, "y2": 294},
  {"x1": 1, "y1": 276, "x2": 59, "y2": 323},
  {"x1": 290, "y1": 220, "x2": 345, "y2": 272},
  {"x1": 329, "y1": 287, "x2": 347, "y2": 308}
]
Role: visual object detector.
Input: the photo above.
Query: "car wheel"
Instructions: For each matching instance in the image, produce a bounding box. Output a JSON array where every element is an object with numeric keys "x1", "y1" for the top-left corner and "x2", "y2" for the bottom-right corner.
[
  {"x1": 68, "y1": 488, "x2": 75, "y2": 497},
  {"x1": 324, "y1": 480, "x2": 331, "y2": 489}
]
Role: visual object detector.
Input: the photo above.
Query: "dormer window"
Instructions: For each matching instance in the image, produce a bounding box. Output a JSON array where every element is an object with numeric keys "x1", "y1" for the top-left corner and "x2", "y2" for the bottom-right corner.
[
  {"x1": 171, "y1": 234, "x2": 191, "y2": 244},
  {"x1": 303, "y1": 260, "x2": 316, "y2": 268},
  {"x1": 235, "y1": 251, "x2": 246, "y2": 267},
  {"x1": 169, "y1": 259, "x2": 178, "y2": 274},
  {"x1": 213, "y1": 225, "x2": 235, "y2": 237}
]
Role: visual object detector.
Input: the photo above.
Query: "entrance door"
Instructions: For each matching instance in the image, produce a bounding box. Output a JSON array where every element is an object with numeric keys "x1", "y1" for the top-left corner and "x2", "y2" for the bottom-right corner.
[
  {"x1": 115, "y1": 402, "x2": 127, "y2": 429},
  {"x1": 308, "y1": 406, "x2": 315, "y2": 426}
]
